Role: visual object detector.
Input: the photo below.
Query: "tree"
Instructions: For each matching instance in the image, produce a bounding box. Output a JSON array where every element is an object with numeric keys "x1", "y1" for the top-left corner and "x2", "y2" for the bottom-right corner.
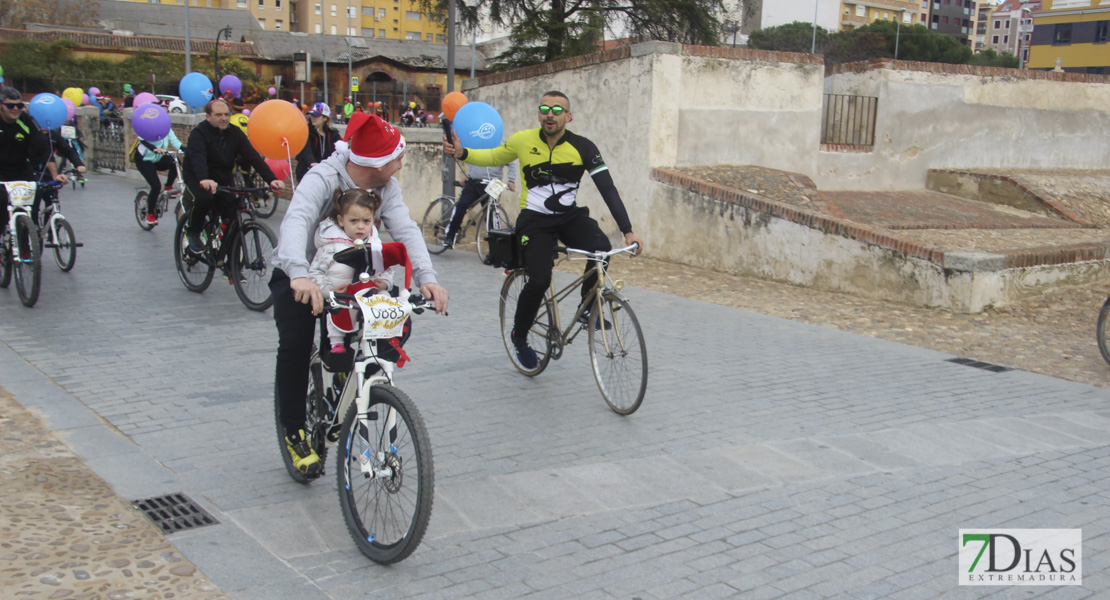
[
  {"x1": 419, "y1": 0, "x2": 726, "y2": 70},
  {"x1": 0, "y1": 0, "x2": 99, "y2": 29},
  {"x1": 749, "y1": 20, "x2": 975, "y2": 66},
  {"x1": 748, "y1": 21, "x2": 829, "y2": 54},
  {"x1": 969, "y1": 49, "x2": 1019, "y2": 68}
]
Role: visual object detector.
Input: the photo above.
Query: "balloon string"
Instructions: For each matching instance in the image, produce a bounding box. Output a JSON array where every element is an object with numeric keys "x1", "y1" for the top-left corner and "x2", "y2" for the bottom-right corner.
[{"x1": 283, "y1": 136, "x2": 297, "y2": 190}]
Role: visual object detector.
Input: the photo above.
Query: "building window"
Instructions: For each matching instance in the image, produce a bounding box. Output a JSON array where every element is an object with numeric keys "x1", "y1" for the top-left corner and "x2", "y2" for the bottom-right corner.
[
  {"x1": 406, "y1": 31, "x2": 420, "y2": 40},
  {"x1": 258, "y1": 18, "x2": 266, "y2": 28},
  {"x1": 275, "y1": 19, "x2": 282, "y2": 30},
  {"x1": 1003, "y1": 35, "x2": 1008, "y2": 44},
  {"x1": 237, "y1": 0, "x2": 246, "y2": 7},
  {"x1": 406, "y1": 10, "x2": 421, "y2": 20},
  {"x1": 992, "y1": 35, "x2": 998, "y2": 43},
  {"x1": 331, "y1": 4, "x2": 336, "y2": 16},
  {"x1": 257, "y1": 0, "x2": 264, "y2": 8},
  {"x1": 1054, "y1": 23, "x2": 1072, "y2": 45},
  {"x1": 316, "y1": 23, "x2": 322, "y2": 33},
  {"x1": 1097, "y1": 21, "x2": 1110, "y2": 43},
  {"x1": 315, "y1": 2, "x2": 321, "y2": 14},
  {"x1": 942, "y1": 16, "x2": 949, "y2": 24},
  {"x1": 379, "y1": 8, "x2": 385, "y2": 17},
  {"x1": 362, "y1": 6, "x2": 372, "y2": 15},
  {"x1": 856, "y1": 5, "x2": 865, "y2": 16},
  {"x1": 379, "y1": 28, "x2": 385, "y2": 37},
  {"x1": 436, "y1": 33, "x2": 445, "y2": 43},
  {"x1": 362, "y1": 27, "x2": 374, "y2": 37},
  {"x1": 426, "y1": 33, "x2": 433, "y2": 40},
  {"x1": 275, "y1": 0, "x2": 281, "y2": 9},
  {"x1": 883, "y1": 12, "x2": 889, "y2": 19}
]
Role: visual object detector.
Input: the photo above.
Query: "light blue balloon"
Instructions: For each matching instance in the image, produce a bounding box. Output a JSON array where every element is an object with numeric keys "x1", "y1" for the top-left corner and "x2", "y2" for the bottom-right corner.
[
  {"x1": 179, "y1": 72, "x2": 214, "y2": 108},
  {"x1": 452, "y1": 101, "x2": 503, "y2": 150},
  {"x1": 29, "y1": 93, "x2": 67, "y2": 129}
]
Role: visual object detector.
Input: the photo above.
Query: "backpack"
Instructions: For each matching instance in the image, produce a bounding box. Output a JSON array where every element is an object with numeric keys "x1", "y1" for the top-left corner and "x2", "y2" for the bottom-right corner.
[{"x1": 127, "y1": 138, "x2": 140, "y2": 164}]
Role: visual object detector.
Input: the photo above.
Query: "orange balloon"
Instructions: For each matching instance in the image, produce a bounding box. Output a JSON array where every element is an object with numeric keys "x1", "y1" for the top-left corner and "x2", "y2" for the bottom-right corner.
[
  {"x1": 374, "y1": 101, "x2": 381, "y2": 108},
  {"x1": 247, "y1": 100, "x2": 309, "y2": 159},
  {"x1": 442, "y1": 91, "x2": 468, "y2": 120}
]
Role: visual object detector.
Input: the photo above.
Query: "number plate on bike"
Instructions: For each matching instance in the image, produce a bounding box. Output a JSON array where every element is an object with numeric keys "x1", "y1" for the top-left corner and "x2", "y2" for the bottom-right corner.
[
  {"x1": 61, "y1": 126, "x2": 77, "y2": 139},
  {"x1": 484, "y1": 178, "x2": 506, "y2": 198},
  {"x1": 2, "y1": 182, "x2": 35, "y2": 207},
  {"x1": 357, "y1": 295, "x2": 412, "y2": 339}
]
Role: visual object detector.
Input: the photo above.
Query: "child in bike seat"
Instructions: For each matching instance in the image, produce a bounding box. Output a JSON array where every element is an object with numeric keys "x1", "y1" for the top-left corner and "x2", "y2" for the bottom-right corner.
[{"x1": 308, "y1": 188, "x2": 392, "y2": 355}]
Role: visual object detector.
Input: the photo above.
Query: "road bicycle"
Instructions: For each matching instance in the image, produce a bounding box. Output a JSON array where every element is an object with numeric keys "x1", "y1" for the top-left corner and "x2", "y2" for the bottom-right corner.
[
  {"x1": 421, "y1": 177, "x2": 512, "y2": 264},
  {"x1": 35, "y1": 180, "x2": 81, "y2": 273},
  {"x1": 1096, "y1": 297, "x2": 1110, "y2": 365},
  {"x1": 275, "y1": 240, "x2": 436, "y2": 564},
  {"x1": 134, "y1": 151, "x2": 185, "y2": 230},
  {"x1": 1, "y1": 181, "x2": 47, "y2": 307},
  {"x1": 235, "y1": 168, "x2": 279, "y2": 219},
  {"x1": 498, "y1": 241, "x2": 648, "y2": 415},
  {"x1": 173, "y1": 185, "x2": 278, "y2": 311}
]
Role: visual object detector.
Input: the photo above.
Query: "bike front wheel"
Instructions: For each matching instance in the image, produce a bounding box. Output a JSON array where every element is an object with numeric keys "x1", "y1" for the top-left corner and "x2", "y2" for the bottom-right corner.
[
  {"x1": 173, "y1": 216, "x2": 214, "y2": 292},
  {"x1": 1097, "y1": 296, "x2": 1110, "y2": 365},
  {"x1": 588, "y1": 292, "x2": 648, "y2": 415},
  {"x1": 251, "y1": 190, "x2": 279, "y2": 219},
  {"x1": 420, "y1": 195, "x2": 454, "y2": 255},
  {"x1": 337, "y1": 384, "x2": 433, "y2": 564},
  {"x1": 476, "y1": 202, "x2": 512, "y2": 265},
  {"x1": 499, "y1": 269, "x2": 556, "y2": 376},
  {"x1": 134, "y1": 190, "x2": 154, "y2": 231},
  {"x1": 0, "y1": 234, "x2": 12, "y2": 288},
  {"x1": 13, "y1": 214, "x2": 41, "y2": 307},
  {"x1": 51, "y1": 217, "x2": 77, "y2": 272},
  {"x1": 230, "y1": 221, "x2": 277, "y2": 311}
]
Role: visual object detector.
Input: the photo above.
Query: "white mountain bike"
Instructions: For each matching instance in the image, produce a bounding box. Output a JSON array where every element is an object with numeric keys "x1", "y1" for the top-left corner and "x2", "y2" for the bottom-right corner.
[{"x1": 275, "y1": 240, "x2": 438, "y2": 564}]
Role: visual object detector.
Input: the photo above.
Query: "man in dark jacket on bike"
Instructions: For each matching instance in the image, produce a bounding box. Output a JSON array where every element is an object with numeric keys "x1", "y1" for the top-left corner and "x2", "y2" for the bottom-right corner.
[
  {"x1": 182, "y1": 99, "x2": 285, "y2": 253},
  {"x1": 0, "y1": 86, "x2": 67, "y2": 234}
]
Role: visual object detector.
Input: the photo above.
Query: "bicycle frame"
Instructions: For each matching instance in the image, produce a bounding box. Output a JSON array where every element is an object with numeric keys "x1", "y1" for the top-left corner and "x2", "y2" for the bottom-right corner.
[
  {"x1": 3, "y1": 182, "x2": 36, "y2": 259},
  {"x1": 542, "y1": 244, "x2": 638, "y2": 352}
]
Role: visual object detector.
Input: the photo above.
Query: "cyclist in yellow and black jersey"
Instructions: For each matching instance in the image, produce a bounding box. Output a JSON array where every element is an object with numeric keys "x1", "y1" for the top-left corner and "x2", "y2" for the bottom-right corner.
[{"x1": 444, "y1": 90, "x2": 644, "y2": 369}]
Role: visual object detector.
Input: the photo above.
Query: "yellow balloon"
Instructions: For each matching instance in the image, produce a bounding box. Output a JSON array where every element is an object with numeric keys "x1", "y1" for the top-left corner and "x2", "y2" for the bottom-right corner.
[
  {"x1": 62, "y1": 87, "x2": 84, "y2": 107},
  {"x1": 409, "y1": 101, "x2": 416, "y2": 109}
]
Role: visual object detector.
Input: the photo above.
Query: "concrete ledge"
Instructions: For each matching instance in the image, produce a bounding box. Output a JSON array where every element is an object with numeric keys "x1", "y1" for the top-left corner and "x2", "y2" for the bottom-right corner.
[{"x1": 943, "y1": 252, "x2": 1007, "y2": 272}]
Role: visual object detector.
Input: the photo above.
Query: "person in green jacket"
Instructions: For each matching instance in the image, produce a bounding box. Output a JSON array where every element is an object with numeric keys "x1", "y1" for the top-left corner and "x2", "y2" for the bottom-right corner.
[{"x1": 342, "y1": 96, "x2": 354, "y2": 124}]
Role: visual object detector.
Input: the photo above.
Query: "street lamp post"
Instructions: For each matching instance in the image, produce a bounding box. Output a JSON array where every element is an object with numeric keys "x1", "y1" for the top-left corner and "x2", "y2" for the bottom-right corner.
[
  {"x1": 811, "y1": 0, "x2": 820, "y2": 53},
  {"x1": 214, "y1": 25, "x2": 232, "y2": 92}
]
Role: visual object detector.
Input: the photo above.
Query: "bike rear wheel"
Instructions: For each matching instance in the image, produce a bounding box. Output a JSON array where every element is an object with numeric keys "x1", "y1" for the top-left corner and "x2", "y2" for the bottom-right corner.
[
  {"x1": 276, "y1": 350, "x2": 330, "y2": 483},
  {"x1": 337, "y1": 384, "x2": 433, "y2": 564},
  {"x1": 13, "y1": 214, "x2": 41, "y2": 307},
  {"x1": 51, "y1": 217, "x2": 77, "y2": 272},
  {"x1": 421, "y1": 195, "x2": 454, "y2": 255},
  {"x1": 588, "y1": 292, "x2": 648, "y2": 415},
  {"x1": 134, "y1": 190, "x2": 154, "y2": 230},
  {"x1": 498, "y1": 269, "x2": 556, "y2": 376},
  {"x1": 1097, "y1": 296, "x2": 1110, "y2": 365},
  {"x1": 174, "y1": 216, "x2": 214, "y2": 292},
  {"x1": 230, "y1": 221, "x2": 277, "y2": 311},
  {"x1": 476, "y1": 203, "x2": 512, "y2": 265},
  {"x1": 251, "y1": 190, "x2": 279, "y2": 219}
]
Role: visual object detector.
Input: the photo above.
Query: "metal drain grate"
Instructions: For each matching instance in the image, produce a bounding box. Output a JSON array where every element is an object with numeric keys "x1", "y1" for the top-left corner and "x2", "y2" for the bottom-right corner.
[
  {"x1": 946, "y1": 358, "x2": 1013, "y2": 373},
  {"x1": 133, "y1": 493, "x2": 219, "y2": 534}
]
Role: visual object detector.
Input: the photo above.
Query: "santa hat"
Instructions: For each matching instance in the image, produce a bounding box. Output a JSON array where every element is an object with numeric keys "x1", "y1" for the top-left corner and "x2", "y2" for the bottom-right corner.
[{"x1": 337, "y1": 112, "x2": 405, "y2": 168}]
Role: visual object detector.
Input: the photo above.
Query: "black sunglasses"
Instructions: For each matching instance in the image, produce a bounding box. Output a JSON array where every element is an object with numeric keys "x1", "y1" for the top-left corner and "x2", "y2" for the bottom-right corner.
[
  {"x1": 2, "y1": 102, "x2": 25, "y2": 110},
  {"x1": 538, "y1": 105, "x2": 565, "y2": 116}
]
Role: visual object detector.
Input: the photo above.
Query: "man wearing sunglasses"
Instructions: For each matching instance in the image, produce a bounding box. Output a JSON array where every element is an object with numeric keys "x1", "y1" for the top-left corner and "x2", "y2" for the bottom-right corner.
[
  {"x1": 0, "y1": 86, "x2": 67, "y2": 242},
  {"x1": 443, "y1": 90, "x2": 644, "y2": 369}
]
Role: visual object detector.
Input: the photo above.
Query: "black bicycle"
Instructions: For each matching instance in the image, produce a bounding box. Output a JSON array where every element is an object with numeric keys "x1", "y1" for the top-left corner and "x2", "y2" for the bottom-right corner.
[{"x1": 173, "y1": 186, "x2": 278, "y2": 311}]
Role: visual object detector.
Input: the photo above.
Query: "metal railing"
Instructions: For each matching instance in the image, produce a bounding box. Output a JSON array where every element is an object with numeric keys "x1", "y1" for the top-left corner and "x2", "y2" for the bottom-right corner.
[
  {"x1": 92, "y1": 114, "x2": 128, "y2": 173},
  {"x1": 821, "y1": 94, "x2": 878, "y2": 147}
]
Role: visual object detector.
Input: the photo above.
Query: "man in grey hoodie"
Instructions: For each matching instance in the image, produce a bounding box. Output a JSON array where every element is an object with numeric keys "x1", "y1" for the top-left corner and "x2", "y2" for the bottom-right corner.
[{"x1": 270, "y1": 112, "x2": 449, "y2": 478}]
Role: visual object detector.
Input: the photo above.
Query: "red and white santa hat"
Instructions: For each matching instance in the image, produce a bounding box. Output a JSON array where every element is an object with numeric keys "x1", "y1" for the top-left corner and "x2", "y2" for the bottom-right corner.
[{"x1": 336, "y1": 112, "x2": 405, "y2": 168}]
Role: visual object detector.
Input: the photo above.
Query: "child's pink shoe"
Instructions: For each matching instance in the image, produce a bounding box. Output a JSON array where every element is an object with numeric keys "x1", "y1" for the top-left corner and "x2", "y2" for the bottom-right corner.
[{"x1": 330, "y1": 343, "x2": 347, "y2": 354}]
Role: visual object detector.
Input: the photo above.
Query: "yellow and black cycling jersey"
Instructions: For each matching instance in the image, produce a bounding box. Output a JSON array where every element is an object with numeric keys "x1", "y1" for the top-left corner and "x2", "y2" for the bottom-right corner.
[
  {"x1": 462, "y1": 127, "x2": 632, "y2": 234},
  {"x1": 230, "y1": 113, "x2": 250, "y2": 135}
]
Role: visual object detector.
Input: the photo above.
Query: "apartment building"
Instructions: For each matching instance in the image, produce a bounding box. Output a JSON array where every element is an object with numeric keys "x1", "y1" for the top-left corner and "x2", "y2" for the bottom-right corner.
[
  {"x1": 975, "y1": 2, "x2": 995, "y2": 51},
  {"x1": 919, "y1": 0, "x2": 979, "y2": 46},
  {"x1": 1027, "y1": 0, "x2": 1110, "y2": 73},
  {"x1": 987, "y1": 0, "x2": 1039, "y2": 58},
  {"x1": 840, "y1": 0, "x2": 920, "y2": 29},
  {"x1": 117, "y1": 0, "x2": 447, "y2": 41}
]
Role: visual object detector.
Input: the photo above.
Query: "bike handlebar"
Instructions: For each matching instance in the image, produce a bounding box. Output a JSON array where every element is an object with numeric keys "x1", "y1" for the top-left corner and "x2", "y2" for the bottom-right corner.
[
  {"x1": 325, "y1": 290, "x2": 436, "y2": 316},
  {"x1": 556, "y1": 242, "x2": 640, "y2": 261}
]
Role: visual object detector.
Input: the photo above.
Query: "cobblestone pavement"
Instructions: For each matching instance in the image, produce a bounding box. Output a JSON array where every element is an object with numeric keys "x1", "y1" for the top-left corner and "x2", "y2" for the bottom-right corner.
[{"x1": 1, "y1": 171, "x2": 1109, "y2": 599}]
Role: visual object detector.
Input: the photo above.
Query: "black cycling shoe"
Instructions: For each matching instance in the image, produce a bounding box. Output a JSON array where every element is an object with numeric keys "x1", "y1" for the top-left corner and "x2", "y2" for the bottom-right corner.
[{"x1": 577, "y1": 309, "x2": 612, "y2": 331}]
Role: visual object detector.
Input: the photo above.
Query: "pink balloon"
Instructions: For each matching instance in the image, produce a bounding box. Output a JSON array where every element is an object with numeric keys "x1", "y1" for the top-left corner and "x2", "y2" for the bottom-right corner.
[
  {"x1": 268, "y1": 86, "x2": 277, "y2": 96},
  {"x1": 82, "y1": 93, "x2": 90, "y2": 106},
  {"x1": 134, "y1": 92, "x2": 158, "y2": 106},
  {"x1": 61, "y1": 98, "x2": 76, "y2": 121},
  {"x1": 242, "y1": 108, "x2": 250, "y2": 117},
  {"x1": 265, "y1": 157, "x2": 291, "y2": 181}
]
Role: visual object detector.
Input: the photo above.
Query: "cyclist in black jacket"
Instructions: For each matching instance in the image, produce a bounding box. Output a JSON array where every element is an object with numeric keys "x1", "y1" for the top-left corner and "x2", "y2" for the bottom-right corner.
[
  {"x1": 182, "y1": 99, "x2": 285, "y2": 253},
  {"x1": 0, "y1": 86, "x2": 67, "y2": 234}
]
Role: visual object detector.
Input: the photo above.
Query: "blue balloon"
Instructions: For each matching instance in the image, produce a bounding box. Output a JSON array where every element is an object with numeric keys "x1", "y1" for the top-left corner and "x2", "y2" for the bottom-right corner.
[
  {"x1": 179, "y1": 72, "x2": 214, "y2": 108},
  {"x1": 452, "y1": 101, "x2": 503, "y2": 150},
  {"x1": 28, "y1": 93, "x2": 67, "y2": 129}
]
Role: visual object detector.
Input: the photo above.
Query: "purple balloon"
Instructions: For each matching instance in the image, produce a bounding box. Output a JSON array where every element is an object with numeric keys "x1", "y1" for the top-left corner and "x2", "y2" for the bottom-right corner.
[
  {"x1": 242, "y1": 108, "x2": 251, "y2": 117},
  {"x1": 134, "y1": 92, "x2": 158, "y2": 107},
  {"x1": 62, "y1": 98, "x2": 76, "y2": 121},
  {"x1": 219, "y1": 74, "x2": 242, "y2": 97},
  {"x1": 131, "y1": 103, "x2": 171, "y2": 142},
  {"x1": 88, "y1": 86, "x2": 100, "y2": 98},
  {"x1": 268, "y1": 86, "x2": 276, "y2": 96}
]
